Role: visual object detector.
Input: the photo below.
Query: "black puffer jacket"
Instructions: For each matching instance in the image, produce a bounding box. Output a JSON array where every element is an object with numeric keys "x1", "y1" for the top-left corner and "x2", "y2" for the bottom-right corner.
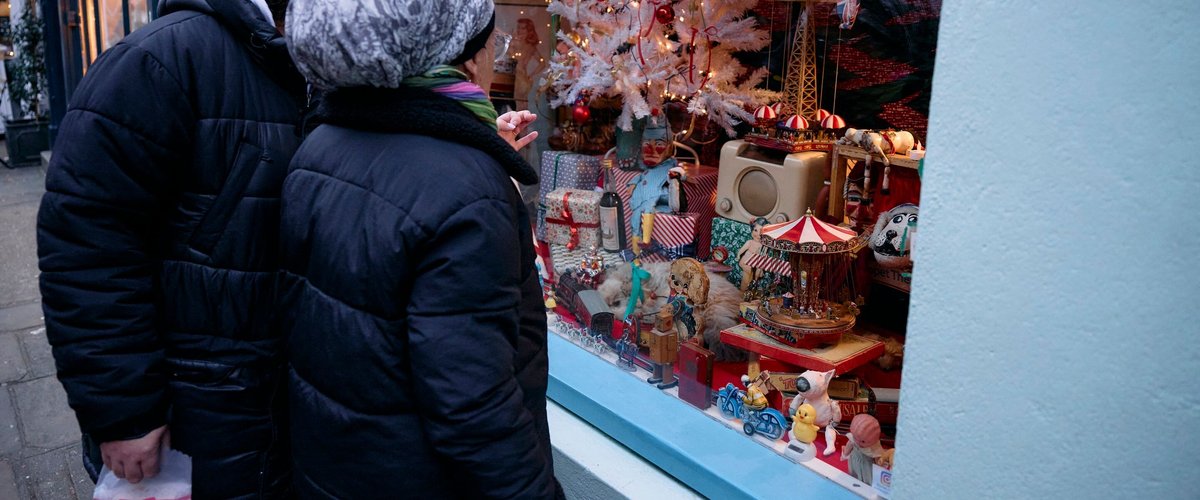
[
  {"x1": 279, "y1": 88, "x2": 558, "y2": 499},
  {"x1": 37, "y1": 0, "x2": 305, "y2": 497}
]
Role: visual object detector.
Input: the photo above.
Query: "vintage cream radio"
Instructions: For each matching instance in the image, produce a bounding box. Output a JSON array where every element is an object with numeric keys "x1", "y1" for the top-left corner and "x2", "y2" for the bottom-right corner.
[{"x1": 716, "y1": 140, "x2": 828, "y2": 224}]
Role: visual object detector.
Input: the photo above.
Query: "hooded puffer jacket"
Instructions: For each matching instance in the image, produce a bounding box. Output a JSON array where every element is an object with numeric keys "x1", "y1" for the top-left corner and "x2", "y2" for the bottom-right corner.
[
  {"x1": 37, "y1": 0, "x2": 305, "y2": 497},
  {"x1": 279, "y1": 87, "x2": 558, "y2": 499}
]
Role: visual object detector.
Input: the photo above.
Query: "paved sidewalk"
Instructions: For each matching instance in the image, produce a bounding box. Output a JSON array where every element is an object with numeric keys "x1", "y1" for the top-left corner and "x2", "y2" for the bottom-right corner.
[{"x1": 0, "y1": 164, "x2": 94, "y2": 500}]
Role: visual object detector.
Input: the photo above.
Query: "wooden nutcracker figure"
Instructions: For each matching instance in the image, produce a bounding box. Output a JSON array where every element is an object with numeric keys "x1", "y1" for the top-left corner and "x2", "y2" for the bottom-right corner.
[{"x1": 647, "y1": 307, "x2": 679, "y2": 389}]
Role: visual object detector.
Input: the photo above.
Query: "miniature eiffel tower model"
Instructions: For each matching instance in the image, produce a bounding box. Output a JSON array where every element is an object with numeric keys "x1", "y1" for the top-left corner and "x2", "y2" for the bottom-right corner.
[{"x1": 780, "y1": 0, "x2": 838, "y2": 119}]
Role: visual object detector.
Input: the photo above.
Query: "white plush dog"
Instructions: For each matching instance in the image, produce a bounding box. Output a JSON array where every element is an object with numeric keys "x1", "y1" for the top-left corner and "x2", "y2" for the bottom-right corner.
[
  {"x1": 869, "y1": 203, "x2": 918, "y2": 269},
  {"x1": 788, "y1": 369, "x2": 842, "y2": 456},
  {"x1": 598, "y1": 261, "x2": 748, "y2": 361}
]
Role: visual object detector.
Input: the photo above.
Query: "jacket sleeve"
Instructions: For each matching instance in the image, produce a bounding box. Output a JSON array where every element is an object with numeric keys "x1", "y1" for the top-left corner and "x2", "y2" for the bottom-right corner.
[
  {"x1": 37, "y1": 43, "x2": 193, "y2": 443},
  {"x1": 406, "y1": 197, "x2": 556, "y2": 499}
]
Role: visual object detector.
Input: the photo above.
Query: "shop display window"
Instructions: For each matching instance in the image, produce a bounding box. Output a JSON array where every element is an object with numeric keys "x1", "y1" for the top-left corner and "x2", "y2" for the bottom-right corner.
[{"x1": 532, "y1": 1, "x2": 940, "y2": 497}]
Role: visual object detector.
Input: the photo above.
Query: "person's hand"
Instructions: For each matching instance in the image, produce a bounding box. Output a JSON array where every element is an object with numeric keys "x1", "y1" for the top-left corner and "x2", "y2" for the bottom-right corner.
[
  {"x1": 497, "y1": 110, "x2": 538, "y2": 151},
  {"x1": 100, "y1": 425, "x2": 170, "y2": 483}
]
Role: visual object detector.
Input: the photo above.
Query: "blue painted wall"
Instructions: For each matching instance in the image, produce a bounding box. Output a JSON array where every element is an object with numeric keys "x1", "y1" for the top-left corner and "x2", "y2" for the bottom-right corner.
[{"x1": 898, "y1": 0, "x2": 1200, "y2": 497}]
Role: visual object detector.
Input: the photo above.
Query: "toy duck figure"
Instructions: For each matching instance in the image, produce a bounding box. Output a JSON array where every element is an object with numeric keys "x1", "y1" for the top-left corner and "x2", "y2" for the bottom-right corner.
[{"x1": 791, "y1": 403, "x2": 820, "y2": 444}]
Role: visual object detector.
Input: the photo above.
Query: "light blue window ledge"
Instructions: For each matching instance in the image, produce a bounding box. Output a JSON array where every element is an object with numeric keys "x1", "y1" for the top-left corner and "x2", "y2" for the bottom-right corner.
[{"x1": 547, "y1": 332, "x2": 865, "y2": 499}]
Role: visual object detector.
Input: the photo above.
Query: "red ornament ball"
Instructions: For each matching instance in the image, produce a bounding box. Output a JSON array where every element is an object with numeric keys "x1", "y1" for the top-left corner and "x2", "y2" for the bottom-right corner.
[
  {"x1": 655, "y1": 4, "x2": 675, "y2": 24},
  {"x1": 572, "y1": 103, "x2": 592, "y2": 124}
]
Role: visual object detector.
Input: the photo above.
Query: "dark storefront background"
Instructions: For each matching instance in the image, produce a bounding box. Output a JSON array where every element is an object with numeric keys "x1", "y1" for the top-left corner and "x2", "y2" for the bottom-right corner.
[{"x1": 40, "y1": 0, "x2": 155, "y2": 142}]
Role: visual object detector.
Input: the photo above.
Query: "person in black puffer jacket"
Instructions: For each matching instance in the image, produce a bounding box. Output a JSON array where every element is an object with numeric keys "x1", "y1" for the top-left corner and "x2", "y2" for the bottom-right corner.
[
  {"x1": 37, "y1": 0, "x2": 305, "y2": 497},
  {"x1": 280, "y1": 0, "x2": 560, "y2": 498}
]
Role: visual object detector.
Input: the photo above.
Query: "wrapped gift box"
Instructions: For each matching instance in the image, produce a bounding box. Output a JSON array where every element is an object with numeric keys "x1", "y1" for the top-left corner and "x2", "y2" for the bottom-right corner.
[
  {"x1": 676, "y1": 342, "x2": 714, "y2": 410},
  {"x1": 537, "y1": 151, "x2": 603, "y2": 240},
  {"x1": 710, "y1": 216, "x2": 752, "y2": 286},
  {"x1": 669, "y1": 164, "x2": 719, "y2": 259},
  {"x1": 638, "y1": 212, "x2": 700, "y2": 263},
  {"x1": 612, "y1": 163, "x2": 718, "y2": 258},
  {"x1": 544, "y1": 188, "x2": 602, "y2": 251}
]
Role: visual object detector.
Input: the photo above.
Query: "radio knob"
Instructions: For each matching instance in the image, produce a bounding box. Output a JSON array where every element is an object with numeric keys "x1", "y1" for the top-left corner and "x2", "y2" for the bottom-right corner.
[
  {"x1": 719, "y1": 198, "x2": 732, "y2": 212},
  {"x1": 774, "y1": 213, "x2": 789, "y2": 223}
]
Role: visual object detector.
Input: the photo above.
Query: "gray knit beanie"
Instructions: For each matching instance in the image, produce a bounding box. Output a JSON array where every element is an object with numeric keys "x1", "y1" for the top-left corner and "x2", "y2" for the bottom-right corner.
[{"x1": 286, "y1": 0, "x2": 496, "y2": 89}]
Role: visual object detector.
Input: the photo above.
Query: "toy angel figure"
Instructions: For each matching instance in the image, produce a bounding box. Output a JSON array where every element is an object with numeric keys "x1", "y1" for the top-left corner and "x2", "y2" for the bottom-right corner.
[
  {"x1": 665, "y1": 258, "x2": 709, "y2": 344},
  {"x1": 841, "y1": 414, "x2": 885, "y2": 485},
  {"x1": 626, "y1": 114, "x2": 677, "y2": 241},
  {"x1": 788, "y1": 369, "x2": 842, "y2": 456},
  {"x1": 737, "y1": 217, "x2": 769, "y2": 291}
]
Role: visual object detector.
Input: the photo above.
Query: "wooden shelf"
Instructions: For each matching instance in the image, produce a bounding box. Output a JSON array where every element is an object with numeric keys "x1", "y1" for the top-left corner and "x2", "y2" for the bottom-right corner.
[
  {"x1": 833, "y1": 144, "x2": 921, "y2": 170},
  {"x1": 828, "y1": 144, "x2": 923, "y2": 221}
]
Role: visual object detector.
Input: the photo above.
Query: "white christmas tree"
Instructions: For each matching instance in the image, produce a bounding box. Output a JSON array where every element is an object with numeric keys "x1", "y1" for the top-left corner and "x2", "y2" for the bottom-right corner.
[{"x1": 546, "y1": 0, "x2": 777, "y2": 134}]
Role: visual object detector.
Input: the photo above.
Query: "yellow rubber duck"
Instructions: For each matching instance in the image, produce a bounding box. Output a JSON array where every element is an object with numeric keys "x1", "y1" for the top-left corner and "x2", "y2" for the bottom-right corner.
[{"x1": 791, "y1": 403, "x2": 820, "y2": 444}]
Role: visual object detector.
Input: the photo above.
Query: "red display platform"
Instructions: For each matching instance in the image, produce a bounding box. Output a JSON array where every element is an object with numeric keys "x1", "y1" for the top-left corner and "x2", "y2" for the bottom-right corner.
[{"x1": 720, "y1": 324, "x2": 885, "y2": 373}]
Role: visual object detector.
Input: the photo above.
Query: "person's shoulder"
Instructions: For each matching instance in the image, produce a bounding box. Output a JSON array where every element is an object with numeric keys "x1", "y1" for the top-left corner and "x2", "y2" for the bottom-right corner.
[
  {"x1": 112, "y1": 9, "x2": 225, "y2": 62},
  {"x1": 385, "y1": 134, "x2": 518, "y2": 225},
  {"x1": 397, "y1": 134, "x2": 515, "y2": 195}
]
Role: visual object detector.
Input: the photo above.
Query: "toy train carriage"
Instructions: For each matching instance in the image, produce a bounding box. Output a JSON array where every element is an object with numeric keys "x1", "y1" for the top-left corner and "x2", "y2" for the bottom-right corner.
[
  {"x1": 555, "y1": 272, "x2": 590, "y2": 314},
  {"x1": 572, "y1": 290, "x2": 615, "y2": 340}
]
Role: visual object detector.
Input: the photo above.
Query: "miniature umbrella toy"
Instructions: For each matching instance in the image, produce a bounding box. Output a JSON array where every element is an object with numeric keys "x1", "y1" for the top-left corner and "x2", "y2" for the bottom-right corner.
[
  {"x1": 782, "y1": 115, "x2": 809, "y2": 130},
  {"x1": 820, "y1": 114, "x2": 847, "y2": 129},
  {"x1": 815, "y1": 108, "x2": 831, "y2": 122},
  {"x1": 753, "y1": 105, "x2": 778, "y2": 122},
  {"x1": 771, "y1": 102, "x2": 785, "y2": 115}
]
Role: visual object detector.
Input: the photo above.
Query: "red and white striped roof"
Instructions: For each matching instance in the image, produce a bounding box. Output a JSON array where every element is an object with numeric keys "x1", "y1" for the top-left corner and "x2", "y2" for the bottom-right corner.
[
  {"x1": 762, "y1": 212, "x2": 858, "y2": 246},
  {"x1": 771, "y1": 102, "x2": 785, "y2": 115},
  {"x1": 815, "y1": 109, "x2": 832, "y2": 122},
  {"x1": 754, "y1": 105, "x2": 777, "y2": 121},
  {"x1": 820, "y1": 114, "x2": 847, "y2": 129},
  {"x1": 782, "y1": 115, "x2": 808, "y2": 130}
]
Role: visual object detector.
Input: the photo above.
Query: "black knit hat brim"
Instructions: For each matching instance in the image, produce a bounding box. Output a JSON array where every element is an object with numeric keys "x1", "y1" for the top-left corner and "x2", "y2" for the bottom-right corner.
[{"x1": 450, "y1": 12, "x2": 496, "y2": 66}]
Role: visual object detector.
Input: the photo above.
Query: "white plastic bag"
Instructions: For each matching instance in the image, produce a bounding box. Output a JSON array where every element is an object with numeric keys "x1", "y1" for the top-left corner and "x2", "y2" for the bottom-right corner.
[{"x1": 92, "y1": 447, "x2": 192, "y2": 500}]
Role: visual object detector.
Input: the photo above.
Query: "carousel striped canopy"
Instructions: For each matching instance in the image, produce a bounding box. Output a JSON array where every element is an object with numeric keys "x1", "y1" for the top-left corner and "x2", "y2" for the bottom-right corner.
[
  {"x1": 754, "y1": 105, "x2": 778, "y2": 121},
  {"x1": 760, "y1": 211, "x2": 865, "y2": 254},
  {"x1": 820, "y1": 114, "x2": 847, "y2": 129},
  {"x1": 782, "y1": 115, "x2": 808, "y2": 130}
]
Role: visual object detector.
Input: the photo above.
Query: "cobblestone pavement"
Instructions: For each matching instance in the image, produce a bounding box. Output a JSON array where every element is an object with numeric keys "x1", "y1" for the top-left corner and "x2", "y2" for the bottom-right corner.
[{"x1": 1, "y1": 163, "x2": 94, "y2": 500}]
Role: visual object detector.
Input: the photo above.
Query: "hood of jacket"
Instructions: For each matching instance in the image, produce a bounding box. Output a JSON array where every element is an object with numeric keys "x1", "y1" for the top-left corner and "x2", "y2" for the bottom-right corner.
[{"x1": 160, "y1": 0, "x2": 301, "y2": 92}]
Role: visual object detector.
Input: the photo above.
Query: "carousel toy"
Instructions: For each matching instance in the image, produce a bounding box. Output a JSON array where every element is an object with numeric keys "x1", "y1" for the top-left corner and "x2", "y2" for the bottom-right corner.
[{"x1": 748, "y1": 209, "x2": 867, "y2": 349}]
